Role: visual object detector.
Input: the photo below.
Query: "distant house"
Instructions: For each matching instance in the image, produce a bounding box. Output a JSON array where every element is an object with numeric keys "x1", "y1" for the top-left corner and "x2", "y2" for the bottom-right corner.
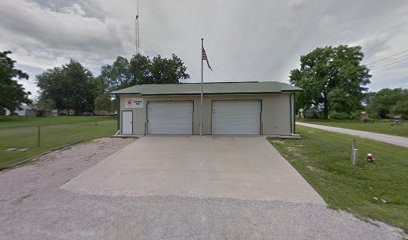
[
  {"x1": 0, "y1": 108, "x2": 9, "y2": 116},
  {"x1": 302, "y1": 107, "x2": 323, "y2": 118},
  {"x1": 1, "y1": 104, "x2": 37, "y2": 116},
  {"x1": 14, "y1": 104, "x2": 37, "y2": 116}
]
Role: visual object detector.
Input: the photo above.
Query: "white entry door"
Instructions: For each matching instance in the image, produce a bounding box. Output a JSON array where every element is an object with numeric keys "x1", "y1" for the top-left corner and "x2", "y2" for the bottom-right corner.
[
  {"x1": 148, "y1": 101, "x2": 193, "y2": 134},
  {"x1": 212, "y1": 100, "x2": 261, "y2": 134},
  {"x1": 122, "y1": 111, "x2": 133, "y2": 135}
]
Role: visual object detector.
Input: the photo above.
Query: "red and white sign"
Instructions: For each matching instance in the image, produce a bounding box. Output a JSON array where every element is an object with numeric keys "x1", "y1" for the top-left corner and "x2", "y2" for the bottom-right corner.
[{"x1": 125, "y1": 98, "x2": 144, "y2": 108}]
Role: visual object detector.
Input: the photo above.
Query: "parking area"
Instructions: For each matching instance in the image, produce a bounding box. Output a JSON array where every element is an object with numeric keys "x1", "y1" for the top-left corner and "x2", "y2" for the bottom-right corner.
[
  {"x1": 1, "y1": 137, "x2": 403, "y2": 240},
  {"x1": 62, "y1": 136, "x2": 324, "y2": 204}
]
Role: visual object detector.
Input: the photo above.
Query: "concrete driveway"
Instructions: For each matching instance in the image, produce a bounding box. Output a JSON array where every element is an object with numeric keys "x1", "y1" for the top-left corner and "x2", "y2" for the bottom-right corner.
[{"x1": 63, "y1": 136, "x2": 324, "y2": 204}]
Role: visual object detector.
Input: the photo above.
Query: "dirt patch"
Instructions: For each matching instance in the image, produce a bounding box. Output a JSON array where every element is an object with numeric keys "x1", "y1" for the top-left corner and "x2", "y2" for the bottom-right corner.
[
  {"x1": 269, "y1": 139, "x2": 283, "y2": 144},
  {"x1": 306, "y1": 165, "x2": 322, "y2": 174},
  {"x1": 285, "y1": 146, "x2": 304, "y2": 158}
]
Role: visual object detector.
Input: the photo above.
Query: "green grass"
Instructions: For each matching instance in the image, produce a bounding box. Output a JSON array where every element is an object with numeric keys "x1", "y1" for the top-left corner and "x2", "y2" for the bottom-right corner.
[
  {"x1": 269, "y1": 126, "x2": 408, "y2": 233},
  {"x1": 0, "y1": 116, "x2": 118, "y2": 168},
  {"x1": 298, "y1": 118, "x2": 408, "y2": 137},
  {"x1": 0, "y1": 115, "x2": 116, "y2": 129}
]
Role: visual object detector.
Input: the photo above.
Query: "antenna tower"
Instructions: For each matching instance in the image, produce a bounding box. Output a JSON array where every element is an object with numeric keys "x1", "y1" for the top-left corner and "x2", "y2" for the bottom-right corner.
[{"x1": 135, "y1": 0, "x2": 140, "y2": 55}]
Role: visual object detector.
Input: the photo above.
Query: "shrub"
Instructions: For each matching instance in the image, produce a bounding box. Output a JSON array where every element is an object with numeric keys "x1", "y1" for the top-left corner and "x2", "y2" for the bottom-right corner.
[
  {"x1": 392, "y1": 100, "x2": 408, "y2": 119},
  {"x1": 329, "y1": 111, "x2": 349, "y2": 120},
  {"x1": 349, "y1": 111, "x2": 361, "y2": 120},
  {"x1": 368, "y1": 112, "x2": 380, "y2": 120}
]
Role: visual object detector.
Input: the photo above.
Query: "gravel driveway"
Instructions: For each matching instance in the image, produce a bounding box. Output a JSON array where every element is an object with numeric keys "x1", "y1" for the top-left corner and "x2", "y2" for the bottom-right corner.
[{"x1": 0, "y1": 137, "x2": 404, "y2": 240}]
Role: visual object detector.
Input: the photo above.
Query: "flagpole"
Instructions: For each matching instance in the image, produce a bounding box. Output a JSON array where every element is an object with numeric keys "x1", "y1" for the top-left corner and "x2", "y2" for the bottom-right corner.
[{"x1": 200, "y1": 38, "x2": 204, "y2": 136}]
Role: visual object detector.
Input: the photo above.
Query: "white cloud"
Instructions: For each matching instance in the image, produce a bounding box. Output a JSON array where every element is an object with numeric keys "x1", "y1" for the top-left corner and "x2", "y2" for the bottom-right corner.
[{"x1": 0, "y1": 0, "x2": 407, "y2": 99}]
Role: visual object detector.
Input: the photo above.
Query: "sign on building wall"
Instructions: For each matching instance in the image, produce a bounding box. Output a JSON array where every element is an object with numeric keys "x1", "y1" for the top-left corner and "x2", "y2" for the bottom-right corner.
[{"x1": 125, "y1": 98, "x2": 144, "y2": 108}]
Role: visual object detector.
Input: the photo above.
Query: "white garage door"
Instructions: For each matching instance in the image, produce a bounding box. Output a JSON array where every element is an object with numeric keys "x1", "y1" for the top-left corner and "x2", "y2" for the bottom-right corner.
[
  {"x1": 212, "y1": 100, "x2": 261, "y2": 134},
  {"x1": 148, "y1": 101, "x2": 193, "y2": 134}
]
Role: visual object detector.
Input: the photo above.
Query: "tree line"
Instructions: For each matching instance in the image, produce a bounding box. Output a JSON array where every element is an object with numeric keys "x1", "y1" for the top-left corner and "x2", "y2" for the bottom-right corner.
[
  {"x1": 0, "y1": 51, "x2": 189, "y2": 116},
  {"x1": 1, "y1": 47, "x2": 407, "y2": 119}
]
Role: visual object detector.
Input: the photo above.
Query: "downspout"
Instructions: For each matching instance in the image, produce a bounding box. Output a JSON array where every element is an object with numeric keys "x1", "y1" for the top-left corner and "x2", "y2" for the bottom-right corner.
[
  {"x1": 116, "y1": 94, "x2": 120, "y2": 132},
  {"x1": 293, "y1": 93, "x2": 296, "y2": 134},
  {"x1": 289, "y1": 94, "x2": 293, "y2": 134}
]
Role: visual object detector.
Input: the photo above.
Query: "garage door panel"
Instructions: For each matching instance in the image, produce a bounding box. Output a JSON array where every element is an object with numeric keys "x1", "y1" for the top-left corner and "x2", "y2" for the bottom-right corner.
[
  {"x1": 148, "y1": 102, "x2": 193, "y2": 134},
  {"x1": 212, "y1": 101, "x2": 261, "y2": 135}
]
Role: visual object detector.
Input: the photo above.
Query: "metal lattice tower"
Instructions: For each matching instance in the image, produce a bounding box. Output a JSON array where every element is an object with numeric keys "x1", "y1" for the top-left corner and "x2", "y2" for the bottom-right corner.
[{"x1": 135, "y1": 0, "x2": 140, "y2": 55}]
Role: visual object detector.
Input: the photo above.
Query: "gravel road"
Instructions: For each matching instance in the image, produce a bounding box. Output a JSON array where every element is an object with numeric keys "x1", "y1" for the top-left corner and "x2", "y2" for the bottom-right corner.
[
  {"x1": 297, "y1": 122, "x2": 408, "y2": 148},
  {"x1": 0, "y1": 137, "x2": 404, "y2": 240}
]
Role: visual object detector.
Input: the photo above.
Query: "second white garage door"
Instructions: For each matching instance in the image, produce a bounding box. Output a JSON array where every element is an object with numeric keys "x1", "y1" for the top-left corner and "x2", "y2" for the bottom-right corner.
[
  {"x1": 212, "y1": 100, "x2": 261, "y2": 134},
  {"x1": 148, "y1": 101, "x2": 193, "y2": 134}
]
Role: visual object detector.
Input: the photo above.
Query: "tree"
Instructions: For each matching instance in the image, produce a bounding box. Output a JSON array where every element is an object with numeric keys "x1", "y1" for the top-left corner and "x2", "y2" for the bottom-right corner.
[
  {"x1": 63, "y1": 61, "x2": 96, "y2": 114},
  {"x1": 148, "y1": 54, "x2": 189, "y2": 84},
  {"x1": 94, "y1": 94, "x2": 112, "y2": 113},
  {"x1": 128, "y1": 54, "x2": 152, "y2": 85},
  {"x1": 99, "y1": 56, "x2": 131, "y2": 93},
  {"x1": 369, "y1": 88, "x2": 407, "y2": 118},
  {"x1": 392, "y1": 100, "x2": 408, "y2": 119},
  {"x1": 99, "y1": 53, "x2": 190, "y2": 93},
  {"x1": 37, "y1": 60, "x2": 96, "y2": 115},
  {"x1": 36, "y1": 68, "x2": 67, "y2": 114},
  {"x1": 290, "y1": 45, "x2": 371, "y2": 119},
  {"x1": 0, "y1": 51, "x2": 31, "y2": 113}
]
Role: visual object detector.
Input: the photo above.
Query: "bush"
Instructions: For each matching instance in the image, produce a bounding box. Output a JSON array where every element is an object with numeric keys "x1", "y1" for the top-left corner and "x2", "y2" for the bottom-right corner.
[
  {"x1": 368, "y1": 112, "x2": 380, "y2": 120},
  {"x1": 349, "y1": 111, "x2": 361, "y2": 120},
  {"x1": 329, "y1": 111, "x2": 349, "y2": 120},
  {"x1": 94, "y1": 94, "x2": 111, "y2": 112},
  {"x1": 392, "y1": 100, "x2": 408, "y2": 119}
]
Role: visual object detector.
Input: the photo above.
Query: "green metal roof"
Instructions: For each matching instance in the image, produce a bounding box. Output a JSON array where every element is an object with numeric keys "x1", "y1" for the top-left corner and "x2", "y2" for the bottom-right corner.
[{"x1": 112, "y1": 81, "x2": 302, "y2": 95}]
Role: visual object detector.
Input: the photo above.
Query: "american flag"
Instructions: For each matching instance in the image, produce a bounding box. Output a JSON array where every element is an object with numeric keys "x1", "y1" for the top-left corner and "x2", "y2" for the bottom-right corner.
[{"x1": 202, "y1": 46, "x2": 213, "y2": 71}]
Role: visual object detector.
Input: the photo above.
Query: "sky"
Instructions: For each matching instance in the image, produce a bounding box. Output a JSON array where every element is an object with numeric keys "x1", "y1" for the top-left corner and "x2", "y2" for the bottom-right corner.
[{"x1": 1, "y1": 0, "x2": 407, "y2": 99}]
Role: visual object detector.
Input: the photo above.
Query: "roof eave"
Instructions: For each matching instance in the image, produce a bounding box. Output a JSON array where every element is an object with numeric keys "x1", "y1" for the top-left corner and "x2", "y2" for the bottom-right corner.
[{"x1": 141, "y1": 91, "x2": 288, "y2": 96}]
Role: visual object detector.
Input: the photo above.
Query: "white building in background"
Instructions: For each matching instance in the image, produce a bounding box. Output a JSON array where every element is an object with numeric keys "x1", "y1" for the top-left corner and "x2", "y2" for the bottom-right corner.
[{"x1": 14, "y1": 104, "x2": 37, "y2": 116}]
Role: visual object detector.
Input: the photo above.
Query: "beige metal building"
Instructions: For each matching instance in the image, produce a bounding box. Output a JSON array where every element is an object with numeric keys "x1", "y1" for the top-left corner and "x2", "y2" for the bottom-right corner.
[{"x1": 112, "y1": 81, "x2": 301, "y2": 136}]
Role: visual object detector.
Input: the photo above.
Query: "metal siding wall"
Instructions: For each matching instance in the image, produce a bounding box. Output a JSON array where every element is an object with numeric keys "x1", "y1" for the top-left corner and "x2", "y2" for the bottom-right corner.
[
  {"x1": 119, "y1": 93, "x2": 292, "y2": 135},
  {"x1": 261, "y1": 94, "x2": 291, "y2": 135},
  {"x1": 120, "y1": 94, "x2": 144, "y2": 135}
]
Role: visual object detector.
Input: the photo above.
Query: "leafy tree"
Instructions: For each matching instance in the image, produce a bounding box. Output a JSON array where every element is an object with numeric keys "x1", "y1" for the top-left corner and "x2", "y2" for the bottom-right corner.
[
  {"x1": 63, "y1": 61, "x2": 96, "y2": 114},
  {"x1": 369, "y1": 88, "x2": 407, "y2": 118},
  {"x1": 94, "y1": 94, "x2": 112, "y2": 113},
  {"x1": 37, "y1": 60, "x2": 96, "y2": 115},
  {"x1": 392, "y1": 99, "x2": 408, "y2": 119},
  {"x1": 34, "y1": 96, "x2": 55, "y2": 117},
  {"x1": 128, "y1": 54, "x2": 152, "y2": 85},
  {"x1": 0, "y1": 51, "x2": 31, "y2": 113},
  {"x1": 290, "y1": 45, "x2": 371, "y2": 119},
  {"x1": 148, "y1": 54, "x2": 189, "y2": 84},
  {"x1": 99, "y1": 56, "x2": 131, "y2": 93},
  {"x1": 99, "y1": 54, "x2": 190, "y2": 93},
  {"x1": 36, "y1": 68, "x2": 67, "y2": 114}
]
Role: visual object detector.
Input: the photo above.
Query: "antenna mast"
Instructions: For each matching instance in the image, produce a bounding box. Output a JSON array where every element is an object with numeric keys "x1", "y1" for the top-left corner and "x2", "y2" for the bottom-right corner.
[{"x1": 135, "y1": 0, "x2": 140, "y2": 55}]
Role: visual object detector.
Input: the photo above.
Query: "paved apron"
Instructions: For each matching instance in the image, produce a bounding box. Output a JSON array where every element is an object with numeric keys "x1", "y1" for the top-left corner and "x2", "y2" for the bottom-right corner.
[{"x1": 62, "y1": 136, "x2": 325, "y2": 204}]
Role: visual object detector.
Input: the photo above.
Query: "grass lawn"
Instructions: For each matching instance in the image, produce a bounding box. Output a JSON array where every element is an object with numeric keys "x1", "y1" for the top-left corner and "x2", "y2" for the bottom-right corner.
[
  {"x1": 0, "y1": 116, "x2": 118, "y2": 169},
  {"x1": 270, "y1": 126, "x2": 408, "y2": 233},
  {"x1": 298, "y1": 118, "x2": 408, "y2": 137}
]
